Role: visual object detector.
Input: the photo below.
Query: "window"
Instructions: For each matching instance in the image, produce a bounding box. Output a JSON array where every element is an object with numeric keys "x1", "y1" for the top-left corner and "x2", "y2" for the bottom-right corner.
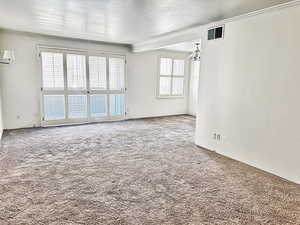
[
  {"x1": 41, "y1": 52, "x2": 64, "y2": 90},
  {"x1": 109, "y1": 94, "x2": 125, "y2": 116},
  {"x1": 67, "y1": 54, "x2": 87, "y2": 90},
  {"x1": 158, "y1": 57, "x2": 185, "y2": 97},
  {"x1": 89, "y1": 56, "x2": 107, "y2": 90},
  {"x1": 68, "y1": 95, "x2": 87, "y2": 119},
  {"x1": 109, "y1": 57, "x2": 125, "y2": 90},
  {"x1": 43, "y1": 95, "x2": 65, "y2": 120},
  {"x1": 40, "y1": 48, "x2": 126, "y2": 125},
  {"x1": 90, "y1": 94, "x2": 107, "y2": 117},
  {"x1": 208, "y1": 26, "x2": 224, "y2": 40}
]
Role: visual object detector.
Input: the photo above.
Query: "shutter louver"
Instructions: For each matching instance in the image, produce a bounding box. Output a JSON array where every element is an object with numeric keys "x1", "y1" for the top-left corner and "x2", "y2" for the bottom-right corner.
[
  {"x1": 109, "y1": 57, "x2": 125, "y2": 90},
  {"x1": 67, "y1": 54, "x2": 87, "y2": 90},
  {"x1": 68, "y1": 95, "x2": 87, "y2": 118},
  {"x1": 41, "y1": 52, "x2": 64, "y2": 90},
  {"x1": 89, "y1": 56, "x2": 107, "y2": 90}
]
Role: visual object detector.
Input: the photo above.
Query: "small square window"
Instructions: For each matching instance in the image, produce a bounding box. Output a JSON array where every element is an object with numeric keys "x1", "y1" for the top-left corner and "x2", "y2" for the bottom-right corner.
[
  {"x1": 208, "y1": 29, "x2": 215, "y2": 40},
  {"x1": 215, "y1": 27, "x2": 223, "y2": 39}
]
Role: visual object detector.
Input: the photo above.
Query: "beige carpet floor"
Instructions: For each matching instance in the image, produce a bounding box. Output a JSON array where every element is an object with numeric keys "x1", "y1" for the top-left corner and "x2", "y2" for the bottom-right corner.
[{"x1": 0, "y1": 116, "x2": 299, "y2": 225}]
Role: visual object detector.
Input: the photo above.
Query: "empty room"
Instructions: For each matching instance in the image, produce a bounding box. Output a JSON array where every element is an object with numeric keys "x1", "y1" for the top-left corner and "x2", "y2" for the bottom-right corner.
[{"x1": 0, "y1": 0, "x2": 299, "y2": 224}]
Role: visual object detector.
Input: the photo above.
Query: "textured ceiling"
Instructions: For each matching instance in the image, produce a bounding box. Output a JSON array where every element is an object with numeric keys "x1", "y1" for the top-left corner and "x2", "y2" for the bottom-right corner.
[{"x1": 0, "y1": 0, "x2": 294, "y2": 44}]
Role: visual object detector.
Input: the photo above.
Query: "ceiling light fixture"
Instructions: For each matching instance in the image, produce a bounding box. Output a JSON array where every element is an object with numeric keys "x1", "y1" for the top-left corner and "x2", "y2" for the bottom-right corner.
[
  {"x1": 190, "y1": 43, "x2": 201, "y2": 61},
  {"x1": 0, "y1": 50, "x2": 15, "y2": 64}
]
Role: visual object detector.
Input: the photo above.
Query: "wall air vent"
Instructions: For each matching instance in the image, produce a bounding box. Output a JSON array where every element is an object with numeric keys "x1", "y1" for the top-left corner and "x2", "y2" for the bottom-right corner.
[{"x1": 208, "y1": 26, "x2": 224, "y2": 40}]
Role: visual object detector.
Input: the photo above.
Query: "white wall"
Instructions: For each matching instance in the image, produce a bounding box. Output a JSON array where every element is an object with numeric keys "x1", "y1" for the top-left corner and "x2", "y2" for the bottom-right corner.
[
  {"x1": 0, "y1": 30, "x2": 189, "y2": 129},
  {"x1": 196, "y1": 5, "x2": 300, "y2": 184},
  {"x1": 126, "y1": 51, "x2": 189, "y2": 119},
  {"x1": 0, "y1": 85, "x2": 3, "y2": 140},
  {"x1": 188, "y1": 61, "x2": 200, "y2": 116}
]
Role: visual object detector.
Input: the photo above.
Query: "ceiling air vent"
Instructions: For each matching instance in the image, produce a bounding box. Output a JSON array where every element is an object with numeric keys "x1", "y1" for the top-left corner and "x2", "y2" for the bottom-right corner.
[{"x1": 208, "y1": 26, "x2": 224, "y2": 40}]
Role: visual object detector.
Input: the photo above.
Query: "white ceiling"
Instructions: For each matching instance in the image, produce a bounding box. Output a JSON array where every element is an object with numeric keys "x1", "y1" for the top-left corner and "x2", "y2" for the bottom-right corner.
[
  {"x1": 0, "y1": 0, "x2": 294, "y2": 45},
  {"x1": 164, "y1": 40, "x2": 200, "y2": 52}
]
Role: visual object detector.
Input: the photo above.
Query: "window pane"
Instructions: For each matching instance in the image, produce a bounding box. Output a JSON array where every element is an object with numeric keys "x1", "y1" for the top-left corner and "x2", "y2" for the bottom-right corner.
[
  {"x1": 109, "y1": 94, "x2": 125, "y2": 116},
  {"x1": 68, "y1": 95, "x2": 87, "y2": 118},
  {"x1": 173, "y1": 59, "x2": 185, "y2": 76},
  {"x1": 43, "y1": 95, "x2": 65, "y2": 120},
  {"x1": 90, "y1": 94, "x2": 107, "y2": 117},
  {"x1": 160, "y1": 58, "x2": 172, "y2": 75},
  {"x1": 159, "y1": 77, "x2": 171, "y2": 95},
  {"x1": 172, "y1": 77, "x2": 184, "y2": 95},
  {"x1": 89, "y1": 56, "x2": 107, "y2": 90},
  {"x1": 208, "y1": 29, "x2": 215, "y2": 40},
  {"x1": 109, "y1": 57, "x2": 125, "y2": 90},
  {"x1": 215, "y1": 27, "x2": 223, "y2": 39},
  {"x1": 41, "y1": 52, "x2": 64, "y2": 90},
  {"x1": 67, "y1": 54, "x2": 86, "y2": 90}
]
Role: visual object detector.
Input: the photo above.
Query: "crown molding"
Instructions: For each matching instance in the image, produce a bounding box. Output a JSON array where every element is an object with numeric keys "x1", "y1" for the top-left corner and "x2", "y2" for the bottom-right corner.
[{"x1": 133, "y1": 0, "x2": 300, "y2": 52}]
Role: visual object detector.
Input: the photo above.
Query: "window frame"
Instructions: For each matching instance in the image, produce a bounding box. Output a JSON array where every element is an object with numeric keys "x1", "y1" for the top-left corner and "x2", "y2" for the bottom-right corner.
[{"x1": 157, "y1": 56, "x2": 186, "y2": 99}]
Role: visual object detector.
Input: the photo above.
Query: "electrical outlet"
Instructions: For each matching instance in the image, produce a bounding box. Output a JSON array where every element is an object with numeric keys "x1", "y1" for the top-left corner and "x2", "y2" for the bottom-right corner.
[
  {"x1": 213, "y1": 133, "x2": 217, "y2": 140},
  {"x1": 213, "y1": 133, "x2": 222, "y2": 141}
]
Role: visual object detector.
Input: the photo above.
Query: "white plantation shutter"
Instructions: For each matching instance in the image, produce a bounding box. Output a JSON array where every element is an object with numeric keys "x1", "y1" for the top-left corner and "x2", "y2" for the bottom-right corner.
[
  {"x1": 43, "y1": 95, "x2": 65, "y2": 120},
  {"x1": 41, "y1": 52, "x2": 64, "y2": 90},
  {"x1": 109, "y1": 94, "x2": 125, "y2": 116},
  {"x1": 159, "y1": 77, "x2": 171, "y2": 95},
  {"x1": 109, "y1": 57, "x2": 125, "y2": 90},
  {"x1": 172, "y1": 59, "x2": 185, "y2": 95},
  {"x1": 41, "y1": 48, "x2": 126, "y2": 124},
  {"x1": 172, "y1": 77, "x2": 184, "y2": 95},
  {"x1": 158, "y1": 57, "x2": 185, "y2": 97},
  {"x1": 173, "y1": 59, "x2": 185, "y2": 76},
  {"x1": 90, "y1": 94, "x2": 107, "y2": 117},
  {"x1": 89, "y1": 56, "x2": 107, "y2": 90},
  {"x1": 68, "y1": 95, "x2": 87, "y2": 118},
  {"x1": 67, "y1": 54, "x2": 87, "y2": 90},
  {"x1": 160, "y1": 58, "x2": 172, "y2": 75}
]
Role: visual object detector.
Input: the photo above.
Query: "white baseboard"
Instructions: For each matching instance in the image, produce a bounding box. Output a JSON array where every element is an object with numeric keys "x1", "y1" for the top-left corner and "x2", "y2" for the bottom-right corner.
[{"x1": 126, "y1": 113, "x2": 189, "y2": 120}]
